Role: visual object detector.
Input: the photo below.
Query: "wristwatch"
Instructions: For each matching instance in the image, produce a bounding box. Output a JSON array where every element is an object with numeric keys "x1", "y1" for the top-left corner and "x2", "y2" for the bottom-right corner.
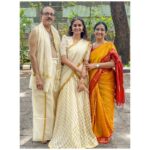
[{"x1": 95, "y1": 63, "x2": 100, "y2": 68}]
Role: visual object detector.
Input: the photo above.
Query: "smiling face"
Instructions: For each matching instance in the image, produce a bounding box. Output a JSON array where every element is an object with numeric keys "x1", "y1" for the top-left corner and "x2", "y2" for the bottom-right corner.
[
  {"x1": 94, "y1": 24, "x2": 107, "y2": 40},
  {"x1": 41, "y1": 7, "x2": 55, "y2": 27},
  {"x1": 71, "y1": 20, "x2": 84, "y2": 36}
]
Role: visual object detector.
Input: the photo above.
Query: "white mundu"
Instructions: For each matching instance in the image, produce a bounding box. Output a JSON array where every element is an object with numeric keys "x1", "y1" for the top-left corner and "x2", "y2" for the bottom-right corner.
[{"x1": 29, "y1": 22, "x2": 61, "y2": 141}]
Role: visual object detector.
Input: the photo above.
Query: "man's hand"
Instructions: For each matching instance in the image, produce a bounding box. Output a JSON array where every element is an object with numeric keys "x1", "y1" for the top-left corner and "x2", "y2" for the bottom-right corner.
[{"x1": 36, "y1": 75, "x2": 44, "y2": 90}]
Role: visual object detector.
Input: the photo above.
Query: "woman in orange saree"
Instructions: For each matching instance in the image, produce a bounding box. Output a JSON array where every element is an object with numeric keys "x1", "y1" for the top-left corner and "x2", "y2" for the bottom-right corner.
[{"x1": 86, "y1": 22, "x2": 125, "y2": 144}]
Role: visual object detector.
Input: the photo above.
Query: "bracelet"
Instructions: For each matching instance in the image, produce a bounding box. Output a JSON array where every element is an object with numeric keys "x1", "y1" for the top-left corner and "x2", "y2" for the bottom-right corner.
[{"x1": 95, "y1": 63, "x2": 100, "y2": 68}]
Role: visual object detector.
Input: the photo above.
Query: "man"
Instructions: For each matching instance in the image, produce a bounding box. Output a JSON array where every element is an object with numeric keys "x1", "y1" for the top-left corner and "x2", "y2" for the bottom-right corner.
[{"x1": 29, "y1": 6, "x2": 61, "y2": 143}]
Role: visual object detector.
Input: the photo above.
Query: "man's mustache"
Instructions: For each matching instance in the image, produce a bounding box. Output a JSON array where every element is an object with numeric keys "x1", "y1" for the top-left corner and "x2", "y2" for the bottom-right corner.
[{"x1": 47, "y1": 18, "x2": 52, "y2": 21}]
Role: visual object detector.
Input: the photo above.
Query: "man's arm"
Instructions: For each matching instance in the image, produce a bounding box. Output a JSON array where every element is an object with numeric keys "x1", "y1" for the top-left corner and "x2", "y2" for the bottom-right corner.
[{"x1": 29, "y1": 29, "x2": 43, "y2": 90}]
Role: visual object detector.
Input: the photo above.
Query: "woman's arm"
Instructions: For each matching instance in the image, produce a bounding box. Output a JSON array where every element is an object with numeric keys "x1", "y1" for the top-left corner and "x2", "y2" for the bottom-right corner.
[
  {"x1": 81, "y1": 43, "x2": 91, "y2": 77},
  {"x1": 61, "y1": 55, "x2": 82, "y2": 74},
  {"x1": 77, "y1": 44, "x2": 91, "y2": 92},
  {"x1": 86, "y1": 60, "x2": 115, "y2": 70}
]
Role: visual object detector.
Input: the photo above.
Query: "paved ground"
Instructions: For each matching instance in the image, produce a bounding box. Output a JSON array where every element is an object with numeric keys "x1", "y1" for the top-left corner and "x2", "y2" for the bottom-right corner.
[{"x1": 20, "y1": 70, "x2": 130, "y2": 149}]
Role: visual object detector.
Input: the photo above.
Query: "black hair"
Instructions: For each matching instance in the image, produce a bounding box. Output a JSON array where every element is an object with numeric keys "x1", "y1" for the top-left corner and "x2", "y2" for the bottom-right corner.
[
  {"x1": 94, "y1": 21, "x2": 108, "y2": 32},
  {"x1": 68, "y1": 17, "x2": 87, "y2": 40}
]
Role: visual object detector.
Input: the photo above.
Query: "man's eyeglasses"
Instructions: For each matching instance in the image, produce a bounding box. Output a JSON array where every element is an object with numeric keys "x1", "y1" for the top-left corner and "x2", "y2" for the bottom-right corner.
[{"x1": 42, "y1": 12, "x2": 55, "y2": 17}]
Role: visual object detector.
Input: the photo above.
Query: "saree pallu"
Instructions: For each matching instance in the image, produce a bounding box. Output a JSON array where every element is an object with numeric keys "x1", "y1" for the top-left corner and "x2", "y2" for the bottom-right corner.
[{"x1": 89, "y1": 42, "x2": 125, "y2": 144}]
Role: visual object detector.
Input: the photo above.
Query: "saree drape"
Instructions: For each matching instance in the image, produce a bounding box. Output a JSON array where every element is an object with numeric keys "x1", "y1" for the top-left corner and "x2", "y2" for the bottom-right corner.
[
  {"x1": 48, "y1": 36, "x2": 98, "y2": 148},
  {"x1": 89, "y1": 42, "x2": 125, "y2": 144}
]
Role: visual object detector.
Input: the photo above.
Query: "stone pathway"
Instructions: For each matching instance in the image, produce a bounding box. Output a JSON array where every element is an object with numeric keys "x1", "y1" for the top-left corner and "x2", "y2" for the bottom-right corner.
[{"x1": 20, "y1": 70, "x2": 130, "y2": 148}]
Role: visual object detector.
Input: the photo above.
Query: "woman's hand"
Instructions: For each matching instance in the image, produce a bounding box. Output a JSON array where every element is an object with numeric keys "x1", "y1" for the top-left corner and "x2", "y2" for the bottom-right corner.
[
  {"x1": 77, "y1": 83, "x2": 89, "y2": 93},
  {"x1": 77, "y1": 78, "x2": 89, "y2": 93},
  {"x1": 81, "y1": 69, "x2": 88, "y2": 78},
  {"x1": 76, "y1": 67, "x2": 82, "y2": 75},
  {"x1": 85, "y1": 63, "x2": 97, "y2": 70}
]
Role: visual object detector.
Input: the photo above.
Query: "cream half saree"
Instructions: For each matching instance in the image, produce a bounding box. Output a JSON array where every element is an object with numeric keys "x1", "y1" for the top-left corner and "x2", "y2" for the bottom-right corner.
[{"x1": 48, "y1": 35, "x2": 98, "y2": 148}]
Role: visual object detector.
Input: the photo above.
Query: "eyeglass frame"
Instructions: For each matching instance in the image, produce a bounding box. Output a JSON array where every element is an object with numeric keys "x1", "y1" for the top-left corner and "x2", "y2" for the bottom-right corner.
[{"x1": 42, "y1": 12, "x2": 55, "y2": 17}]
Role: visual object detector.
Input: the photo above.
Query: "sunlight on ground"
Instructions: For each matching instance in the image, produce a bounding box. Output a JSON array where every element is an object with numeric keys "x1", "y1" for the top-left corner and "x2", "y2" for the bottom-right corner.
[
  {"x1": 125, "y1": 133, "x2": 130, "y2": 139},
  {"x1": 20, "y1": 92, "x2": 27, "y2": 97},
  {"x1": 120, "y1": 133, "x2": 130, "y2": 140}
]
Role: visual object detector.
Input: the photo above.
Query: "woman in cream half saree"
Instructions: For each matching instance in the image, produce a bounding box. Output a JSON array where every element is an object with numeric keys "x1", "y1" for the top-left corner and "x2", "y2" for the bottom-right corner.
[
  {"x1": 86, "y1": 22, "x2": 125, "y2": 144},
  {"x1": 48, "y1": 17, "x2": 98, "y2": 148}
]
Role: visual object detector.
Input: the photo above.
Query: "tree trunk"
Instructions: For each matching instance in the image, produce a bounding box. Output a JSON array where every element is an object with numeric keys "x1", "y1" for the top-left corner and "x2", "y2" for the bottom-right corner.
[{"x1": 110, "y1": 2, "x2": 130, "y2": 64}]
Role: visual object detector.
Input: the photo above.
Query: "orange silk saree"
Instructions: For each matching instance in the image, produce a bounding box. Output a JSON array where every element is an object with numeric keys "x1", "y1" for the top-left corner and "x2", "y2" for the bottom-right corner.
[{"x1": 89, "y1": 42, "x2": 125, "y2": 144}]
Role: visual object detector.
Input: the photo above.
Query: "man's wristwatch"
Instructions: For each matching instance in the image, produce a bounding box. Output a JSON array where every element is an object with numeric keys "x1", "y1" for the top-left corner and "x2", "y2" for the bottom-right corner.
[{"x1": 95, "y1": 63, "x2": 100, "y2": 68}]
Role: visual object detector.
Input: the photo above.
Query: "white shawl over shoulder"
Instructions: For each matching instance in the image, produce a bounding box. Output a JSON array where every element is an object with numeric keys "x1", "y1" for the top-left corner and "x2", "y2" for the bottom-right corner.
[{"x1": 29, "y1": 23, "x2": 61, "y2": 92}]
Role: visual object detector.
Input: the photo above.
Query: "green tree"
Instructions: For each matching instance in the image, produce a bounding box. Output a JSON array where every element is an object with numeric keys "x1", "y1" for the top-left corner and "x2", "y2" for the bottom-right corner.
[
  {"x1": 20, "y1": 8, "x2": 32, "y2": 65},
  {"x1": 66, "y1": 5, "x2": 114, "y2": 41}
]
